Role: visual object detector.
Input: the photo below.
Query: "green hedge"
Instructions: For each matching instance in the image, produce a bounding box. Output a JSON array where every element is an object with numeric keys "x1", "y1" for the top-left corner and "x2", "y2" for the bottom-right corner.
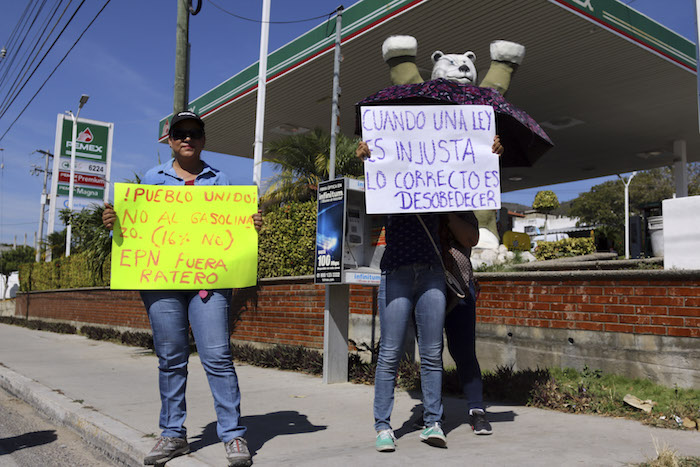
[
  {"x1": 258, "y1": 201, "x2": 316, "y2": 278},
  {"x1": 534, "y1": 237, "x2": 596, "y2": 261},
  {"x1": 20, "y1": 201, "x2": 318, "y2": 290},
  {"x1": 19, "y1": 252, "x2": 110, "y2": 291}
]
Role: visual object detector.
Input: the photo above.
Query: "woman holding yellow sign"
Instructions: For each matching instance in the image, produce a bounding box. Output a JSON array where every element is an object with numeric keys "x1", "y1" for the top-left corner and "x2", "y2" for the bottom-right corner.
[{"x1": 103, "y1": 111, "x2": 261, "y2": 467}]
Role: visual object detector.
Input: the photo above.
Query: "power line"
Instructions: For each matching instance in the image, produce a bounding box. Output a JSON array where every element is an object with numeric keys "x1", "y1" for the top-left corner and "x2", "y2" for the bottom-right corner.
[
  {"x1": 0, "y1": 0, "x2": 70, "y2": 115},
  {"x1": 0, "y1": 1, "x2": 36, "y2": 77},
  {"x1": 207, "y1": 0, "x2": 335, "y2": 24},
  {"x1": 0, "y1": 0, "x2": 112, "y2": 143},
  {"x1": 3, "y1": 221, "x2": 38, "y2": 226},
  {"x1": 0, "y1": 0, "x2": 86, "y2": 120},
  {"x1": 1, "y1": 0, "x2": 62, "y2": 92},
  {"x1": 0, "y1": 0, "x2": 45, "y2": 87}
]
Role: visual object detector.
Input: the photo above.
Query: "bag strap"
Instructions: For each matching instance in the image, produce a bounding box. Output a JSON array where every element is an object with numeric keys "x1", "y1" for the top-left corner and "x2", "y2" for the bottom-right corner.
[
  {"x1": 416, "y1": 214, "x2": 449, "y2": 273},
  {"x1": 417, "y1": 214, "x2": 466, "y2": 299}
]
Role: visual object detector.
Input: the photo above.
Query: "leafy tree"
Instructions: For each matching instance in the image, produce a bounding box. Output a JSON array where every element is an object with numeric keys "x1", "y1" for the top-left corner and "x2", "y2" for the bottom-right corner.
[
  {"x1": 569, "y1": 179, "x2": 624, "y2": 250},
  {"x1": 0, "y1": 245, "x2": 35, "y2": 293},
  {"x1": 262, "y1": 128, "x2": 364, "y2": 206},
  {"x1": 45, "y1": 230, "x2": 67, "y2": 260},
  {"x1": 569, "y1": 164, "x2": 700, "y2": 251},
  {"x1": 533, "y1": 190, "x2": 559, "y2": 239}
]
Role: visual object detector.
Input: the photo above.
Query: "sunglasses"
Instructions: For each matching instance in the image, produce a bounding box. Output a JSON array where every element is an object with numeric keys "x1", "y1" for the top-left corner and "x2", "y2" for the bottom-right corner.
[{"x1": 170, "y1": 128, "x2": 204, "y2": 140}]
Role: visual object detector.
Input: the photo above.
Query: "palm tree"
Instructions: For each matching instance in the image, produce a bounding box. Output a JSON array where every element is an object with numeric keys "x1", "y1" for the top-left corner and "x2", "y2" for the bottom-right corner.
[
  {"x1": 262, "y1": 128, "x2": 364, "y2": 206},
  {"x1": 57, "y1": 206, "x2": 111, "y2": 280}
]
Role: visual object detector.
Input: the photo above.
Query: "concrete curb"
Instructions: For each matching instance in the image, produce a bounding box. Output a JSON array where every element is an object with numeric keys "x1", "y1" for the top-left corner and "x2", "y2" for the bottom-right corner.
[{"x1": 0, "y1": 364, "x2": 208, "y2": 467}]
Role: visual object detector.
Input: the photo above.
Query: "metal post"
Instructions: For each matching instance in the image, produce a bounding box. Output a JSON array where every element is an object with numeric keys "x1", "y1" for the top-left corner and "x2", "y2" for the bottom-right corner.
[
  {"x1": 174, "y1": 0, "x2": 189, "y2": 114},
  {"x1": 322, "y1": 7, "x2": 349, "y2": 384},
  {"x1": 323, "y1": 284, "x2": 350, "y2": 383},
  {"x1": 252, "y1": 0, "x2": 271, "y2": 188},
  {"x1": 618, "y1": 172, "x2": 636, "y2": 259},
  {"x1": 328, "y1": 7, "x2": 343, "y2": 180}
]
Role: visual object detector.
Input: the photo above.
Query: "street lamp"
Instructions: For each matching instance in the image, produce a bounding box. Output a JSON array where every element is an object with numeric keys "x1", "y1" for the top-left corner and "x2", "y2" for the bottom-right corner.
[
  {"x1": 618, "y1": 171, "x2": 637, "y2": 260},
  {"x1": 65, "y1": 94, "x2": 89, "y2": 257}
]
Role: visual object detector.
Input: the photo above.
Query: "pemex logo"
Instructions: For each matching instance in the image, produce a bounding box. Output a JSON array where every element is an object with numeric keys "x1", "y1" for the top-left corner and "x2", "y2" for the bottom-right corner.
[
  {"x1": 161, "y1": 120, "x2": 170, "y2": 138},
  {"x1": 77, "y1": 127, "x2": 94, "y2": 143}
]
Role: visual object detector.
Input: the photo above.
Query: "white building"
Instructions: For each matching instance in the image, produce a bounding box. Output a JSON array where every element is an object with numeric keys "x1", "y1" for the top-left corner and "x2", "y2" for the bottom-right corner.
[
  {"x1": 1, "y1": 271, "x2": 19, "y2": 299},
  {"x1": 512, "y1": 211, "x2": 595, "y2": 245}
]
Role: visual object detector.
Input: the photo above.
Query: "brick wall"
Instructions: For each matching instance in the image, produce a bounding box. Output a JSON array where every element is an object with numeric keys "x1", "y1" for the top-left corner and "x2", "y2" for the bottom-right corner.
[
  {"x1": 14, "y1": 280, "x2": 376, "y2": 349},
  {"x1": 230, "y1": 281, "x2": 375, "y2": 349},
  {"x1": 15, "y1": 288, "x2": 149, "y2": 330},
  {"x1": 476, "y1": 273, "x2": 699, "y2": 338},
  {"x1": 14, "y1": 272, "x2": 700, "y2": 345}
]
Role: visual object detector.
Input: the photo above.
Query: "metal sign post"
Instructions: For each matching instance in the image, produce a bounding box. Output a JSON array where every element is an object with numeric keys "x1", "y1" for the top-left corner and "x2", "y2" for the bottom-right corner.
[{"x1": 252, "y1": 0, "x2": 271, "y2": 188}]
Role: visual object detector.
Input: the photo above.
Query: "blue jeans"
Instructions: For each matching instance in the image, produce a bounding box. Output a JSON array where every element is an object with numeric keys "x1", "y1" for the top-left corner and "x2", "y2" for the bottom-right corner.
[
  {"x1": 141, "y1": 290, "x2": 245, "y2": 442},
  {"x1": 444, "y1": 284, "x2": 483, "y2": 411},
  {"x1": 374, "y1": 263, "x2": 446, "y2": 431}
]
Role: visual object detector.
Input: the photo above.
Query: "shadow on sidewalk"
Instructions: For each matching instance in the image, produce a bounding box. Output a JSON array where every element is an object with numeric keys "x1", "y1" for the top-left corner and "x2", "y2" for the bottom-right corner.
[
  {"x1": 0, "y1": 430, "x2": 57, "y2": 453},
  {"x1": 188, "y1": 411, "x2": 327, "y2": 454},
  {"x1": 392, "y1": 391, "x2": 519, "y2": 438}
]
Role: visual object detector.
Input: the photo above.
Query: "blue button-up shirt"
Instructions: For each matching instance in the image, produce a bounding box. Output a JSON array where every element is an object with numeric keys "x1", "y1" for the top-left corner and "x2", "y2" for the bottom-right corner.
[{"x1": 142, "y1": 159, "x2": 231, "y2": 186}]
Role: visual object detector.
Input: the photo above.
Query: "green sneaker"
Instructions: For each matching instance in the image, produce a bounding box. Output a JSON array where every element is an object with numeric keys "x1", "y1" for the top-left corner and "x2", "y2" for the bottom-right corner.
[
  {"x1": 420, "y1": 422, "x2": 447, "y2": 448},
  {"x1": 375, "y1": 429, "x2": 396, "y2": 452}
]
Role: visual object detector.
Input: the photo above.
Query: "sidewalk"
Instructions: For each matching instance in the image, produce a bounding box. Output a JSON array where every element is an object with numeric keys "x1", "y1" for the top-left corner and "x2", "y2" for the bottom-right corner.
[{"x1": 0, "y1": 323, "x2": 699, "y2": 467}]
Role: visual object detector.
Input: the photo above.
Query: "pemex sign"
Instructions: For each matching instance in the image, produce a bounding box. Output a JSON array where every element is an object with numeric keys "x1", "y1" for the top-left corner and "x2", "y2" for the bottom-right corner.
[
  {"x1": 59, "y1": 116, "x2": 110, "y2": 161},
  {"x1": 47, "y1": 114, "x2": 114, "y2": 238}
]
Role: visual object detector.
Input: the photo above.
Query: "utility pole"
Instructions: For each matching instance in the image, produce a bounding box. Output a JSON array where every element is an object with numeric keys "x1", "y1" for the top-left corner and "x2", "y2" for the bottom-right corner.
[
  {"x1": 174, "y1": 0, "x2": 200, "y2": 114},
  {"x1": 32, "y1": 150, "x2": 53, "y2": 262},
  {"x1": 174, "y1": 0, "x2": 190, "y2": 114}
]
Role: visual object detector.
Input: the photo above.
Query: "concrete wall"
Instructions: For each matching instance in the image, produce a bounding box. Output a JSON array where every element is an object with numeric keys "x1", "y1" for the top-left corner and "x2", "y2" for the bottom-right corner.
[
  {"x1": 475, "y1": 323, "x2": 699, "y2": 389},
  {"x1": 0, "y1": 299, "x2": 15, "y2": 317}
]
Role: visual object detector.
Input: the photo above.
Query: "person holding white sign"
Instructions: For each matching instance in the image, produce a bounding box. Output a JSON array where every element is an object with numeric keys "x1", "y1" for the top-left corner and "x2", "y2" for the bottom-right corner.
[
  {"x1": 103, "y1": 111, "x2": 262, "y2": 467},
  {"x1": 357, "y1": 135, "x2": 502, "y2": 452}
]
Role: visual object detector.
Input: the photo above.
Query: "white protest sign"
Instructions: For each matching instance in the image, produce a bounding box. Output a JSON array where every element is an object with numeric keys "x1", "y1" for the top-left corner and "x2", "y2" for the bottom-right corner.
[{"x1": 360, "y1": 104, "x2": 500, "y2": 214}]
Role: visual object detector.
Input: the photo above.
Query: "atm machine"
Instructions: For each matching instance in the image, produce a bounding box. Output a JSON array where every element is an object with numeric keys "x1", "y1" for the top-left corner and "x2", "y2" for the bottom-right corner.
[{"x1": 315, "y1": 177, "x2": 384, "y2": 383}]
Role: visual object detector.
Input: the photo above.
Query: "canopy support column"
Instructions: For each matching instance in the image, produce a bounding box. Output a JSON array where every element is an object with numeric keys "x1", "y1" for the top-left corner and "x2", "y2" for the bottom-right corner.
[{"x1": 673, "y1": 139, "x2": 688, "y2": 198}]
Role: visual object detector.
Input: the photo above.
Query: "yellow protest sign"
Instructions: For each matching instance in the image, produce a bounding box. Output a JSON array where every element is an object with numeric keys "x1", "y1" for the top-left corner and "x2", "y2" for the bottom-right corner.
[{"x1": 110, "y1": 183, "x2": 258, "y2": 290}]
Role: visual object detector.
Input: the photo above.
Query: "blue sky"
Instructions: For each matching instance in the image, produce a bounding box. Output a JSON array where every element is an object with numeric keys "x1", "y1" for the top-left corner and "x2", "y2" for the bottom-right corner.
[{"x1": 0, "y1": 0, "x2": 696, "y2": 245}]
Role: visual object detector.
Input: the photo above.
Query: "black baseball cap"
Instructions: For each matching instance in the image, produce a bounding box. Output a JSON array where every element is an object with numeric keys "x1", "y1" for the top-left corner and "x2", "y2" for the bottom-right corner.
[{"x1": 169, "y1": 110, "x2": 204, "y2": 132}]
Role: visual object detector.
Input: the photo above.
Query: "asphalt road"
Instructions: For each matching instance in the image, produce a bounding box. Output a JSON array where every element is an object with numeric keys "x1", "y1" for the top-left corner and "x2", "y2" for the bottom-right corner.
[{"x1": 0, "y1": 386, "x2": 118, "y2": 467}]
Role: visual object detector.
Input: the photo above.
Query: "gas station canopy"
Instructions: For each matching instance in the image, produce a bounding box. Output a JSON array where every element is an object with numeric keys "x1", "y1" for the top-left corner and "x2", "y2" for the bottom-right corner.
[{"x1": 158, "y1": 0, "x2": 699, "y2": 192}]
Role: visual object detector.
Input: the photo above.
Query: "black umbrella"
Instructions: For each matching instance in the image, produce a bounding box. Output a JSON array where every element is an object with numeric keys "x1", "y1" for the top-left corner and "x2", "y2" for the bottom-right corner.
[{"x1": 355, "y1": 78, "x2": 553, "y2": 167}]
